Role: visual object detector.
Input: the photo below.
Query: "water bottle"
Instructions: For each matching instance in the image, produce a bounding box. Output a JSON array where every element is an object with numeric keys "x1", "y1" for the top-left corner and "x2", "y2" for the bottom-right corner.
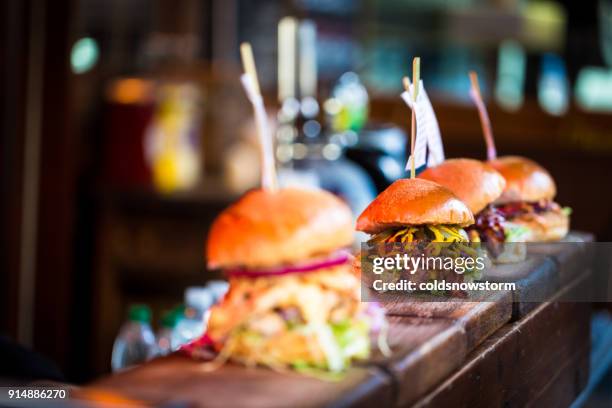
[
  {"x1": 111, "y1": 304, "x2": 156, "y2": 372},
  {"x1": 173, "y1": 288, "x2": 213, "y2": 347},
  {"x1": 327, "y1": 72, "x2": 369, "y2": 133},
  {"x1": 205, "y1": 280, "x2": 229, "y2": 304},
  {"x1": 156, "y1": 309, "x2": 180, "y2": 356}
]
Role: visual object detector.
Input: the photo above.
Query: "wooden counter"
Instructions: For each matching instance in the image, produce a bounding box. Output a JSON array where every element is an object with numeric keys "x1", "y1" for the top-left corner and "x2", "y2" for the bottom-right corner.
[{"x1": 79, "y1": 233, "x2": 595, "y2": 407}]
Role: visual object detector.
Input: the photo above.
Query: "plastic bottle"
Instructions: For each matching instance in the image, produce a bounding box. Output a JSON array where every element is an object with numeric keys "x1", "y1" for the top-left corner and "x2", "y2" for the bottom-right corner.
[
  {"x1": 111, "y1": 304, "x2": 156, "y2": 372},
  {"x1": 205, "y1": 280, "x2": 230, "y2": 304},
  {"x1": 156, "y1": 309, "x2": 180, "y2": 356},
  {"x1": 327, "y1": 72, "x2": 369, "y2": 132},
  {"x1": 173, "y1": 288, "x2": 213, "y2": 347}
]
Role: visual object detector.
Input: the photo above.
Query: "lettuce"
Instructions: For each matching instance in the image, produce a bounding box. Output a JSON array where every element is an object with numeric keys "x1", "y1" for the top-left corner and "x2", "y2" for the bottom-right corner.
[
  {"x1": 331, "y1": 320, "x2": 370, "y2": 361},
  {"x1": 312, "y1": 324, "x2": 345, "y2": 372},
  {"x1": 504, "y1": 223, "x2": 531, "y2": 242},
  {"x1": 291, "y1": 360, "x2": 345, "y2": 381}
]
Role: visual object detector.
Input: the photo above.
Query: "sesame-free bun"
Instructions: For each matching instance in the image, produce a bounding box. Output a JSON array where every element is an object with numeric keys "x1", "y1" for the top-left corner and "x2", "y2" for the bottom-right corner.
[
  {"x1": 356, "y1": 178, "x2": 474, "y2": 234},
  {"x1": 488, "y1": 156, "x2": 556, "y2": 204},
  {"x1": 419, "y1": 158, "x2": 506, "y2": 214},
  {"x1": 206, "y1": 188, "x2": 353, "y2": 269}
]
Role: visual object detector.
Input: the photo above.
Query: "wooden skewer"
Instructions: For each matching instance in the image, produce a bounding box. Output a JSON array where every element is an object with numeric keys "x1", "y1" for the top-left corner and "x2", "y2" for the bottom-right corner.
[
  {"x1": 469, "y1": 70, "x2": 497, "y2": 160},
  {"x1": 412, "y1": 57, "x2": 420, "y2": 102},
  {"x1": 239, "y1": 42, "x2": 278, "y2": 191},
  {"x1": 240, "y1": 42, "x2": 261, "y2": 95},
  {"x1": 408, "y1": 57, "x2": 420, "y2": 178},
  {"x1": 469, "y1": 71, "x2": 480, "y2": 95}
]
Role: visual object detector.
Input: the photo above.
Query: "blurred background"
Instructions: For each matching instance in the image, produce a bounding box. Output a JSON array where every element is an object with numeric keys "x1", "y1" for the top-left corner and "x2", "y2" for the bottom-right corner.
[{"x1": 1, "y1": 0, "x2": 612, "y2": 385}]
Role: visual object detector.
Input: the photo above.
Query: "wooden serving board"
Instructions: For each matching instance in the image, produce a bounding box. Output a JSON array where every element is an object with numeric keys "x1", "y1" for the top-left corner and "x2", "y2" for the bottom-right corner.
[
  {"x1": 411, "y1": 271, "x2": 591, "y2": 408},
  {"x1": 485, "y1": 254, "x2": 558, "y2": 319},
  {"x1": 527, "y1": 231, "x2": 594, "y2": 287},
  {"x1": 78, "y1": 231, "x2": 594, "y2": 407},
  {"x1": 368, "y1": 316, "x2": 467, "y2": 407},
  {"x1": 381, "y1": 232, "x2": 592, "y2": 325},
  {"x1": 79, "y1": 356, "x2": 393, "y2": 408},
  {"x1": 370, "y1": 289, "x2": 511, "y2": 407},
  {"x1": 383, "y1": 289, "x2": 512, "y2": 352}
]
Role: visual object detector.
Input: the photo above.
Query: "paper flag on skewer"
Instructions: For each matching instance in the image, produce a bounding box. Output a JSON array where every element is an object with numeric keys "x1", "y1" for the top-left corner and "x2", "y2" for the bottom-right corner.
[
  {"x1": 401, "y1": 79, "x2": 444, "y2": 172},
  {"x1": 419, "y1": 83, "x2": 444, "y2": 167}
]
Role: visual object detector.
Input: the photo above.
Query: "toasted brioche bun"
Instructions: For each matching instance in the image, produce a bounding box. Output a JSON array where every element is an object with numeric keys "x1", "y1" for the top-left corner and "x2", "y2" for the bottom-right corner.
[
  {"x1": 419, "y1": 158, "x2": 506, "y2": 214},
  {"x1": 488, "y1": 156, "x2": 556, "y2": 204},
  {"x1": 511, "y1": 210, "x2": 569, "y2": 242},
  {"x1": 206, "y1": 188, "x2": 353, "y2": 269},
  {"x1": 356, "y1": 178, "x2": 474, "y2": 234}
]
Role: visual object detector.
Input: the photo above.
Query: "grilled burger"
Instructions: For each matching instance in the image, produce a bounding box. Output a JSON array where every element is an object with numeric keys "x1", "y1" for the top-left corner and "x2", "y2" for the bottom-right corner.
[
  {"x1": 488, "y1": 156, "x2": 570, "y2": 242},
  {"x1": 205, "y1": 188, "x2": 384, "y2": 374},
  {"x1": 419, "y1": 158, "x2": 526, "y2": 262},
  {"x1": 356, "y1": 178, "x2": 482, "y2": 288}
]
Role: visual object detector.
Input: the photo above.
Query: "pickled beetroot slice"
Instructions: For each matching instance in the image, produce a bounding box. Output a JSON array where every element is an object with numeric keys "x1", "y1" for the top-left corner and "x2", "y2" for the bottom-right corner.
[{"x1": 226, "y1": 251, "x2": 351, "y2": 278}]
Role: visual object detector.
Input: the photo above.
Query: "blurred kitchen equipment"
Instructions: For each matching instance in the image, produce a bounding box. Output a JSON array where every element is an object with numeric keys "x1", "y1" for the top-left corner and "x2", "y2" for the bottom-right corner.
[
  {"x1": 103, "y1": 78, "x2": 203, "y2": 192},
  {"x1": 344, "y1": 124, "x2": 408, "y2": 192}
]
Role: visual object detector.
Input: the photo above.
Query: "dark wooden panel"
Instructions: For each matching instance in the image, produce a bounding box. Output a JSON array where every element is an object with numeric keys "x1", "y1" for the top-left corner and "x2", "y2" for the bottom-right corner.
[
  {"x1": 0, "y1": 0, "x2": 28, "y2": 339},
  {"x1": 81, "y1": 355, "x2": 393, "y2": 408},
  {"x1": 32, "y1": 0, "x2": 77, "y2": 373},
  {"x1": 530, "y1": 347, "x2": 589, "y2": 408},
  {"x1": 411, "y1": 272, "x2": 591, "y2": 408}
]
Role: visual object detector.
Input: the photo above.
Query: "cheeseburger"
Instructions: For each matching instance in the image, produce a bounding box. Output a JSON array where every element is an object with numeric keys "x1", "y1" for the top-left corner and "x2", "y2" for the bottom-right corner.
[
  {"x1": 357, "y1": 178, "x2": 483, "y2": 286},
  {"x1": 419, "y1": 158, "x2": 527, "y2": 261},
  {"x1": 488, "y1": 156, "x2": 570, "y2": 242},
  {"x1": 205, "y1": 188, "x2": 384, "y2": 373}
]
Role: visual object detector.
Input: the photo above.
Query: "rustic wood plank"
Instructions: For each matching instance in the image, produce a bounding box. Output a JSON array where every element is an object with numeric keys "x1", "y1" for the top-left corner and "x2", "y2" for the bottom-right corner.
[
  {"x1": 80, "y1": 355, "x2": 393, "y2": 408},
  {"x1": 485, "y1": 254, "x2": 558, "y2": 319},
  {"x1": 411, "y1": 272, "x2": 591, "y2": 408},
  {"x1": 383, "y1": 289, "x2": 513, "y2": 352},
  {"x1": 527, "y1": 231, "x2": 594, "y2": 288},
  {"x1": 450, "y1": 292, "x2": 513, "y2": 352},
  {"x1": 80, "y1": 231, "x2": 594, "y2": 407},
  {"x1": 370, "y1": 316, "x2": 467, "y2": 407}
]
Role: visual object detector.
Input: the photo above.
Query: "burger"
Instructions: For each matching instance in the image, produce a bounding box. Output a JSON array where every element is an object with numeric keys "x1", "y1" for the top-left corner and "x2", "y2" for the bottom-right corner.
[
  {"x1": 488, "y1": 156, "x2": 570, "y2": 242},
  {"x1": 356, "y1": 178, "x2": 482, "y2": 289},
  {"x1": 418, "y1": 158, "x2": 527, "y2": 261},
  {"x1": 204, "y1": 188, "x2": 385, "y2": 374}
]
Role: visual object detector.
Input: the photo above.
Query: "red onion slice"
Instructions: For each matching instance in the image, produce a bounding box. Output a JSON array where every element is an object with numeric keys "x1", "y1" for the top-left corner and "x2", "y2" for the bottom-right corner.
[{"x1": 226, "y1": 250, "x2": 351, "y2": 278}]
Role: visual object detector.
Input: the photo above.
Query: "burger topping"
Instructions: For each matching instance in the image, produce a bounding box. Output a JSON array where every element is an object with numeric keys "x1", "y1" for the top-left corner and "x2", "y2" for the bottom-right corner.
[
  {"x1": 367, "y1": 225, "x2": 469, "y2": 245},
  {"x1": 466, "y1": 206, "x2": 506, "y2": 256},
  {"x1": 226, "y1": 250, "x2": 351, "y2": 278},
  {"x1": 497, "y1": 200, "x2": 562, "y2": 219},
  {"x1": 204, "y1": 264, "x2": 385, "y2": 374}
]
